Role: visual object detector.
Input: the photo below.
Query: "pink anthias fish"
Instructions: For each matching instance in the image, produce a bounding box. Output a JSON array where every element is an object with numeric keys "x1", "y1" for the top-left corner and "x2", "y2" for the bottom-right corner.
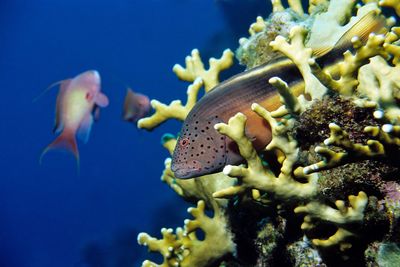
[
  {"x1": 122, "y1": 88, "x2": 150, "y2": 123},
  {"x1": 41, "y1": 70, "x2": 109, "y2": 164}
]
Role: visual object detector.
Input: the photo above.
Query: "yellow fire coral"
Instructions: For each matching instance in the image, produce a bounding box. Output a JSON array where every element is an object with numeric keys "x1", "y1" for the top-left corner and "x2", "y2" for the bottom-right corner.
[
  {"x1": 138, "y1": 0, "x2": 400, "y2": 266},
  {"x1": 294, "y1": 191, "x2": 368, "y2": 249},
  {"x1": 137, "y1": 49, "x2": 234, "y2": 130},
  {"x1": 138, "y1": 200, "x2": 235, "y2": 267}
]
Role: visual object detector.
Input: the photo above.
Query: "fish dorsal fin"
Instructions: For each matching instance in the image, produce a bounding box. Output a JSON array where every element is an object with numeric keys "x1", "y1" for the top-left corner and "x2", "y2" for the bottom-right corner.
[
  {"x1": 53, "y1": 79, "x2": 72, "y2": 133},
  {"x1": 312, "y1": 10, "x2": 386, "y2": 58},
  {"x1": 33, "y1": 79, "x2": 70, "y2": 103},
  {"x1": 312, "y1": 46, "x2": 333, "y2": 58}
]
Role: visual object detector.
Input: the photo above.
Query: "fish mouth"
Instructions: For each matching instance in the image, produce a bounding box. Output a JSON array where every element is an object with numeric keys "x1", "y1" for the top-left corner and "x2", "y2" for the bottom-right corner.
[{"x1": 171, "y1": 162, "x2": 202, "y2": 179}]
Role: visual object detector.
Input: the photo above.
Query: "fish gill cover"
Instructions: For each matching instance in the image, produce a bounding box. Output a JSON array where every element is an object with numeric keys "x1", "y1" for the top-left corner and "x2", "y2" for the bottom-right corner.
[{"x1": 136, "y1": 0, "x2": 400, "y2": 266}]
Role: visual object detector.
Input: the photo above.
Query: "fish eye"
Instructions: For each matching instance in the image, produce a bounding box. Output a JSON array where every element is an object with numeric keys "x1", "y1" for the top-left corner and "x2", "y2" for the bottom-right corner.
[{"x1": 180, "y1": 138, "x2": 190, "y2": 147}]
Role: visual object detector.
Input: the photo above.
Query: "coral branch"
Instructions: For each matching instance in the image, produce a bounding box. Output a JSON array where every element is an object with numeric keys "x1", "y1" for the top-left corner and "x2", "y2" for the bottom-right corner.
[
  {"x1": 295, "y1": 191, "x2": 368, "y2": 249},
  {"x1": 137, "y1": 78, "x2": 203, "y2": 130},
  {"x1": 311, "y1": 34, "x2": 387, "y2": 96},
  {"x1": 271, "y1": 0, "x2": 285, "y2": 13},
  {"x1": 358, "y1": 56, "x2": 400, "y2": 122},
  {"x1": 365, "y1": 124, "x2": 400, "y2": 148},
  {"x1": 288, "y1": 0, "x2": 304, "y2": 16},
  {"x1": 173, "y1": 49, "x2": 234, "y2": 92},
  {"x1": 270, "y1": 26, "x2": 327, "y2": 99},
  {"x1": 303, "y1": 123, "x2": 385, "y2": 174},
  {"x1": 269, "y1": 77, "x2": 303, "y2": 115},
  {"x1": 380, "y1": 0, "x2": 400, "y2": 16},
  {"x1": 213, "y1": 106, "x2": 318, "y2": 201},
  {"x1": 249, "y1": 16, "x2": 266, "y2": 36},
  {"x1": 138, "y1": 200, "x2": 235, "y2": 267}
]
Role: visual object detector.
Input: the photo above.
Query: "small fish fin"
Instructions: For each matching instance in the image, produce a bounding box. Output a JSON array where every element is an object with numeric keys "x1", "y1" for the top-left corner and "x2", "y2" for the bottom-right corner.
[
  {"x1": 53, "y1": 79, "x2": 72, "y2": 133},
  {"x1": 312, "y1": 46, "x2": 334, "y2": 58},
  {"x1": 312, "y1": 10, "x2": 386, "y2": 58},
  {"x1": 93, "y1": 105, "x2": 101, "y2": 121},
  {"x1": 40, "y1": 130, "x2": 79, "y2": 167},
  {"x1": 94, "y1": 92, "x2": 109, "y2": 107},
  {"x1": 33, "y1": 79, "x2": 71, "y2": 103},
  {"x1": 334, "y1": 10, "x2": 386, "y2": 51},
  {"x1": 77, "y1": 114, "x2": 93, "y2": 144},
  {"x1": 244, "y1": 127, "x2": 257, "y2": 142},
  {"x1": 60, "y1": 79, "x2": 72, "y2": 92}
]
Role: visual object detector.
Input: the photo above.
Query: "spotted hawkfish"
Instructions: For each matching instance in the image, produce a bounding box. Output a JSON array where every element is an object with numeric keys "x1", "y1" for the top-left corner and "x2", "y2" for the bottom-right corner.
[{"x1": 171, "y1": 11, "x2": 385, "y2": 179}]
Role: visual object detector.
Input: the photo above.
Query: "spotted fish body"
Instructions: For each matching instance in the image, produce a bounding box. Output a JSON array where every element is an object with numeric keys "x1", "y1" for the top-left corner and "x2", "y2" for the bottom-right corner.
[
  {"x1": 171, "y1": 11, "x2": 385, "y2": 179},
  {"x1": 171, "y1": 58, "x2": 302, "y2": 178}
]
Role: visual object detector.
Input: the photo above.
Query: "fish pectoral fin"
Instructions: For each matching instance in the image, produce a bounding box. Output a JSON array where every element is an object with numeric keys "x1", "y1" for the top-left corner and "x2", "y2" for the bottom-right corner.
[
  {"x1": 77, "y1": 114, "x2": 94, "y2": 144},
  {"x1": 93, "y1": 105, "x2": 101, "y2": 121},
  {"x1": 94, "y1": 92, "x2": 109, "y2": 108},
  {"x1": 53, "y1": 121, "x2": 64, "y2": 134}
]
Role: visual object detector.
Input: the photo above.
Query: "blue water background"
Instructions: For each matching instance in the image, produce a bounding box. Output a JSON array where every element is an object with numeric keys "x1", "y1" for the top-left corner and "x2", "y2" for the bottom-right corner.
[{"x1": 0, "y1": 0, "x2": 267, "y2": 266}]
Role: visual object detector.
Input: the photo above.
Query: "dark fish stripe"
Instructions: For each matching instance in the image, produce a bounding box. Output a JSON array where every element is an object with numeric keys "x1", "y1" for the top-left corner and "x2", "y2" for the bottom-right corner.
[{"x1": 190, "y1": 58, "x2": 302, "y2": 121}]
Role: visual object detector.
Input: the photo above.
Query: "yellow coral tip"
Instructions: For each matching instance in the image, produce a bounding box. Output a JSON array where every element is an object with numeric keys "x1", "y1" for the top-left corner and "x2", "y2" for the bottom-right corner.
[
  {"x1": 328, "y1": 122, "x2": 338, "y2": 128},
  {"x1": 223, "y1": 165, "x2": 232, "y2": 175},
  {"x1": 382, "y1": 124, "x2": 393, "y2": 133},
  {"x1": 373, "y1": 110, "x2": 384, "y2": 119},
  {"x1": 269, "y1": 77, "x2": 278, "y2": 84},
  {"x1": 239, "y1": 37, "x2": 248, "y2": 45}
]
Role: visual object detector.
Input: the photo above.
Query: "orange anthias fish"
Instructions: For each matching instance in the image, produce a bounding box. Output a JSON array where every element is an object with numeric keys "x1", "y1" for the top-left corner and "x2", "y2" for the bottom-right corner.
[
  {"x1": 122, "y1": 88, "x2": 150, "y2": 123},
  {"x1": 41, "y1": 70, "x2": 109, "y2": 164}
]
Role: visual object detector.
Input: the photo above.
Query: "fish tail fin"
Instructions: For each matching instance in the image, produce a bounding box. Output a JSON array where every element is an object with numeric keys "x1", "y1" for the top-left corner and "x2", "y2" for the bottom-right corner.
[{"x1": 40, "y1": 130, "x2": 80, "y2": 167}]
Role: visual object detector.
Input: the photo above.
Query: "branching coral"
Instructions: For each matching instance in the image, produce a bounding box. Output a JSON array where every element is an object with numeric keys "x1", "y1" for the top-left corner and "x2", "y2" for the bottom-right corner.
[
  {"x1": 358, "y1": 55, "x2": 400, "y2": 122},
  {"x1": 138, "y1": 200, "x2": 235, "y2": 267},
  {"x1": 294, "y1": 191, "x2": 368, "y2": 249},
  {"x1": 137, "y1": 78, "x2": 203, "y2": 130},
  {"x1": 212, "y1": 103, "x2": 318, "y2": 201},
  {"x1": 172, "y1": 49, "x2": 234, "y2": 93},
  {"x1": 138, "y1": 0, "x2": 400, "y2": 266},
  {"x1": 270, "y1": 25, "x2": 327, "y2": 99},
  {"x1": 138, "y1": 49, "x2": 234, "y2": 130},
  {"x1": 302, "y1": 123, "x2": 385, "y2": 175},
  {"x1": 380, "y1": 0, "x2": 400, "y2": 16},
  {"x1": 138, "y1": 49, "x2": 237, "y2": 266}
]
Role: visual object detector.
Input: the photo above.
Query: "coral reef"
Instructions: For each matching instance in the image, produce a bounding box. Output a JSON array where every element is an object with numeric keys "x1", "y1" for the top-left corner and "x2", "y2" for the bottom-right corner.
[{"x1": 138, "y1": 0, "x2": 400, "y2": 266}]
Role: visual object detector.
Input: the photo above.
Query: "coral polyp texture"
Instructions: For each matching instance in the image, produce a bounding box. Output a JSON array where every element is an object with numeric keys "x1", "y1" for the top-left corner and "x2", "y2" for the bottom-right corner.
[{"x1": 138, "y1": 0, "x2": 400, "y2": 266}]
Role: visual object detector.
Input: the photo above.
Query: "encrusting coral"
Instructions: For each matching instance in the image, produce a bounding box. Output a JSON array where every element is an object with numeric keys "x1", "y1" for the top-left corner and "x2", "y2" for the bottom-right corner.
[{"x1": 137, "y1": 0, "x2": 400, "y2": 266}]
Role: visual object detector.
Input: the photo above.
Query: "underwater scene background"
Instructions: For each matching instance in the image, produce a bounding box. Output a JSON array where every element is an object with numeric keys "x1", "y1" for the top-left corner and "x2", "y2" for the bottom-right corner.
[{"x1": 0, "y1": 0, "x2": 267, "y2": 266}]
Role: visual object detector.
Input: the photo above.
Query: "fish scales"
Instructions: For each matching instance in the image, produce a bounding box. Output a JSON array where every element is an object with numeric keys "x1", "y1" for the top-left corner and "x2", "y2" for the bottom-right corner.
[
  {"x1": 192, "y1": 58, "x2": 300, "y2": 120},
  {"x1": 172, "y1": 58, "x2": 303, "y2": 179}
]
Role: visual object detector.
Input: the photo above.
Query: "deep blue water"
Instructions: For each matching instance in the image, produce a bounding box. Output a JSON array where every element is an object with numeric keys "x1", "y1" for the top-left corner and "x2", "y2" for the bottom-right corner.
[{"x1": 0, "y1": 1, "x2": 267, "y2": 266}]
